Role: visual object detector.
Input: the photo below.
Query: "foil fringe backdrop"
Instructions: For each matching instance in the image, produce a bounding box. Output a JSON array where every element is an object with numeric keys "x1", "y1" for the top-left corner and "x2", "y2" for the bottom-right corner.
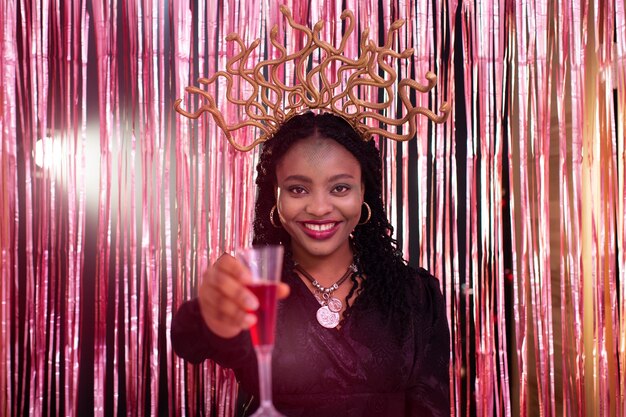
[{"x1": 0, "y1": 1, "x2": 624, "y2": 416}]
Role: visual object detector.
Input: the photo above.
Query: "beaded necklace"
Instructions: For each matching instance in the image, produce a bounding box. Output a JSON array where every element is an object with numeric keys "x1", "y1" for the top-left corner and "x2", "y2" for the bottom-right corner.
[{"x1": 294, "y1": 263, "x2": 357, "y2": 328}]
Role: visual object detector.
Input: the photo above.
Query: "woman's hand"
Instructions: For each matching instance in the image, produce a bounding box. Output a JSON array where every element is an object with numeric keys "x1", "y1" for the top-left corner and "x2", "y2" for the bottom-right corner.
[{"x1": 197, "y1": 253, "x2": 290, "y2": 339}]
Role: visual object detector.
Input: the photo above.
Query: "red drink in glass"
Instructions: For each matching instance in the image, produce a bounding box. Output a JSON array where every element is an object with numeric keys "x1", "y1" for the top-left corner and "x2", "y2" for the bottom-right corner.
[
  {"x1": 247, "y1": 282, "x2": 279, "y2": 346},
  {"x1": 237, "y1": 245, "x2": 286, "y2": 416}
]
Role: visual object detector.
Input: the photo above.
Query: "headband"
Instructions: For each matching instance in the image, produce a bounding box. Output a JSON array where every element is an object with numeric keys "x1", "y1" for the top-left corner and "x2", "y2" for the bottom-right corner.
[{"x1": 175, "y1": 6, "x2": 450, "y2": 151}]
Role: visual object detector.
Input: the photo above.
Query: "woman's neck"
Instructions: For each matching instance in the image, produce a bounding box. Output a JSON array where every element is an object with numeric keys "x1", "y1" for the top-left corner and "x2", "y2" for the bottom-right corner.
[{"x1": 291, "y1": 244, "x2": 354, "y2": 284}]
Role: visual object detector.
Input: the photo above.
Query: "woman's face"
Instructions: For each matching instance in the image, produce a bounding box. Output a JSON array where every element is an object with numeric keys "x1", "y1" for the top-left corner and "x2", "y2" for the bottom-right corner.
[{"x1": 275, "y1": 135, "x2": 364, "y2": 263}]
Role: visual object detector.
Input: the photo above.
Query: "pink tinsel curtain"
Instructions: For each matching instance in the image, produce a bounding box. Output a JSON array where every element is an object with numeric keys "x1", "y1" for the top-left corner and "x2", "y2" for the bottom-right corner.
[{"x1": 0, "y1": 0, "x2": 624, "y2": 416}]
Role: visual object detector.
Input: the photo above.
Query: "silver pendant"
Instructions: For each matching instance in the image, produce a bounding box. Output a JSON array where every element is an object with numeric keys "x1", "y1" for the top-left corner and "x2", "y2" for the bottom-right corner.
[
  {"x1": 316, "y1": 305, "x2": 340, "y2": 328},
  {"x1": 327, "y1": 297, "x2": 342, "y2": 313}
]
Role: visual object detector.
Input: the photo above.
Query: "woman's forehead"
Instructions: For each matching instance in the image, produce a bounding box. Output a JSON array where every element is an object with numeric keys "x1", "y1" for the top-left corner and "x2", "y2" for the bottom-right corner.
[
  {"x1": 276, "y1": 136, "x2": 361, "y2": 179},
  {"x1": 289, "y1": 136, "x2": 339, "y2": 162}
]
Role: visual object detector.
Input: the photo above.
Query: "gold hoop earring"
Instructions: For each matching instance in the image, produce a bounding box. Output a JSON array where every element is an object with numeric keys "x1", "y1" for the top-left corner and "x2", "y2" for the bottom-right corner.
[
  {"x1": 270, "y1": 205, "x2": 281, "y2": 228},
  {"x1": 358, "y1": 202, "x2": 371, "y2": 225}
]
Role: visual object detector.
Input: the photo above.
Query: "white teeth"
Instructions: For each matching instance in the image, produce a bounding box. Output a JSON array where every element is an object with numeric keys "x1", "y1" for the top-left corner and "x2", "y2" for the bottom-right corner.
[{"x1": 305, "y1": 223, "x2": 335, "y2": 232}]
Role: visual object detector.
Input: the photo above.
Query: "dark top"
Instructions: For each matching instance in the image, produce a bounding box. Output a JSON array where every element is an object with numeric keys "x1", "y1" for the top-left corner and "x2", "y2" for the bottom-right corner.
[{"x1": 171, "y1": 267, "x2": 450, "y2": 417}]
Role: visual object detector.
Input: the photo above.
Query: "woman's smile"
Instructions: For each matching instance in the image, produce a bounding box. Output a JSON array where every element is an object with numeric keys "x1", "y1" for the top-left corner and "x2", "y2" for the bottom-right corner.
[{"x1": 299, "y1": 220, "x2": 341, "y2": 238}]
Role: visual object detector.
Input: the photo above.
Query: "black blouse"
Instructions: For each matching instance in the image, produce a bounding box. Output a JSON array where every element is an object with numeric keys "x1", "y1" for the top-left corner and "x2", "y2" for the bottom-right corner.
[{"x1": 171, "y1": 267, "x2": 450, "y2": 417}]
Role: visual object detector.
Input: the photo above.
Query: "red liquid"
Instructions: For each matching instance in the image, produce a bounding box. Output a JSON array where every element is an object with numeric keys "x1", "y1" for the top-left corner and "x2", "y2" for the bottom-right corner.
[{"x1": 247, "y1": 282, "x2": 278, "y2": 346}]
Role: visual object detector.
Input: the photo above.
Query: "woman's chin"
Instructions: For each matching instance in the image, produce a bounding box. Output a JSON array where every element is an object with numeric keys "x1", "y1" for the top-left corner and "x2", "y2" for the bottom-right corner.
[{"x1": 289, "y1": 234, "x2": 352, "y2": 260}]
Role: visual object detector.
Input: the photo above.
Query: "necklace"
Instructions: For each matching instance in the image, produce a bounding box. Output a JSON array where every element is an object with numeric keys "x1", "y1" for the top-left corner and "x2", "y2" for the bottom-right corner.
[{"x1": 294, "y1": 263, "x2": 357, "y2": 329}]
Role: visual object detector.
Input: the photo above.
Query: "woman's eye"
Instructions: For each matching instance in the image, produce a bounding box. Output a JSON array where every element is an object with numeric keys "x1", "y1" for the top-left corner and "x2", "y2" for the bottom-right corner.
[
  {"x1": 333, "y1": 185, "x2": 350, "y2": 193},
  {"x1": 289, "y1": 186, "x2": 307, "y2": 194}
]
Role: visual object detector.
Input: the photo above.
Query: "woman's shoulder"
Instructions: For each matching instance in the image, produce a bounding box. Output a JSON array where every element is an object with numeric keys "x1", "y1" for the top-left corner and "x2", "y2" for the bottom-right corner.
[
  {"x1": 403, "y1": 266, "x2": 444, "y2": 313},
  {"x1": 409, "y1": 266, "x2": 440, "y2": 286}
]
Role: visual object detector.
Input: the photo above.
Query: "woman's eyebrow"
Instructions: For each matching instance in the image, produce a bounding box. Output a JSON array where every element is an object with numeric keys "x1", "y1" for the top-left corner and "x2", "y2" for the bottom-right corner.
[
  {"x1": 328, "y1": 173, "x2": 356, "y2": 182},
  {"x1": 281, "y1": 174, "x2": 312, "y2": 183},
  {"x1": 281, "y1": 173, "x2": 356, "y2": 183}
]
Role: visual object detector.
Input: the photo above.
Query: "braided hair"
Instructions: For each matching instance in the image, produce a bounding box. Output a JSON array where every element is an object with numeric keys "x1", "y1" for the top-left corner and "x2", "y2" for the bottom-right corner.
[{"x1": 252, "y1": 112, "x2": 413, "y2": 332}]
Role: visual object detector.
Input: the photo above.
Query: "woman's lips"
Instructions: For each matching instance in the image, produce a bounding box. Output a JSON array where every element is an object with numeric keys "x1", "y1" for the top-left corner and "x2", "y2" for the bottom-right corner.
[{"x1": 299, "y1": 221, "x2": 340, "y2": 240}]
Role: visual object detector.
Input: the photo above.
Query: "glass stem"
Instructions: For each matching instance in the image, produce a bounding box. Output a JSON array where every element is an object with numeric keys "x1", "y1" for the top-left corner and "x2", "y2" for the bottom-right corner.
[{"x1": 255, "y1": 345, "x2": 274, "y2": 408}]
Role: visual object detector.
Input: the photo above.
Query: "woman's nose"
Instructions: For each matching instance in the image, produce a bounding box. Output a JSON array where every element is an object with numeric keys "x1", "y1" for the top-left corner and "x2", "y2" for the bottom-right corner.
[{"x1": 305, "y1": 193, "x2": 332, "y2": 216}]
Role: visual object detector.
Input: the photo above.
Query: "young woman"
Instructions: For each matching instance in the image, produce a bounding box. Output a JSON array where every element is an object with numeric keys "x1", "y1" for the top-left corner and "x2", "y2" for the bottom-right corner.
[{"x1": 171, "y1": 112, "x2": 450, "y2": 416}]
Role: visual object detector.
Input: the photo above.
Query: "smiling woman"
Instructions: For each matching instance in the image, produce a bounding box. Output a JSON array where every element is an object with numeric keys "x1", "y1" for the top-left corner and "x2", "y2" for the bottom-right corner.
[
  {"x1": 169, "y1": 5, "x2": 452, "y2": 415},
  {"x1": 171, "y1": 112, "x2": 450, "y2": 416}
]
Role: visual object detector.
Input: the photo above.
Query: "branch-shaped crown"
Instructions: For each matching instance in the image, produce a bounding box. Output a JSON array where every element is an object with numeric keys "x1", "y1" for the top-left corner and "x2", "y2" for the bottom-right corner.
[{"x1": 175, "y1": 6, "x2": 450, "y2": 152}]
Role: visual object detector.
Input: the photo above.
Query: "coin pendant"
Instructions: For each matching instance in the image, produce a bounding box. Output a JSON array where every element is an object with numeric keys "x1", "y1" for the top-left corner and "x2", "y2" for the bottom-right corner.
[
  {"x1": 327, "y1": 297, "x2": 342, "y2": 313},
  {"x1": 316, "y1": 306, "x2": 340, "y2": 328}
]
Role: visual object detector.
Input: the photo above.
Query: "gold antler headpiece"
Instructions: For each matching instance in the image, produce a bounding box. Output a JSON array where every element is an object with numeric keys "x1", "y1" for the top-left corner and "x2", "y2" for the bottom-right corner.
[{"x1": 175, "y1": 6, "x2": 450, "y2": 152}]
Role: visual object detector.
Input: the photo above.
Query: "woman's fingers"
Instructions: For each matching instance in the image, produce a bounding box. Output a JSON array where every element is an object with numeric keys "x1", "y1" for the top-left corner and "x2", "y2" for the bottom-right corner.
[
  {"x1": 277, "y1": 282, "x2": 290, "y2": 299},
  {"x1": 197, "y1": 256, "x2": 255, "y2": 338},
  {"x1": 203, "y1": 288, "x2": 256, "y2": 328},
  {"x1": 211, "y1": 257, "x2": 259, "y2": 311},
  {"x1": 213, "y1": 253, "x2": 252, "y2": 284},
  {"x1": 197, "y1": 253, "x2": 291, "y2": 339}
]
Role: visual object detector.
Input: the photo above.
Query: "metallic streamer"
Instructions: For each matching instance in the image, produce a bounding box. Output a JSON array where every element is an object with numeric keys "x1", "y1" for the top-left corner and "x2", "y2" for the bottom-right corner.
[
  {"x1": 555, "y1": 0, "x2": 584, "y2": 414},
  {"x1": 592, "y1": 1, "x2": 619, "y2": 415},
  {"x1": 0, "y1": 0, "x2": 18, "y2": 416},
  {"x1": 616, "y1": 1, "x2": 626, "y2": 414},
  {"x1": 565, "y1": 0, "x2": 587, "y2": 414},
  {"x1": 514, "y1": 1, "x2": 548, "y2": 415},
  {"x1": 533, "y1": 0, "x2": 557, "y2": 414}
]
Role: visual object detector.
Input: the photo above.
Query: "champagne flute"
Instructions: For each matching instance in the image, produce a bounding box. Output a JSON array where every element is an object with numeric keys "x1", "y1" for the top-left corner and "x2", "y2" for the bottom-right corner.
[{"x1": 237, "y1": 245, "x2": 286, "y2": 417}]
